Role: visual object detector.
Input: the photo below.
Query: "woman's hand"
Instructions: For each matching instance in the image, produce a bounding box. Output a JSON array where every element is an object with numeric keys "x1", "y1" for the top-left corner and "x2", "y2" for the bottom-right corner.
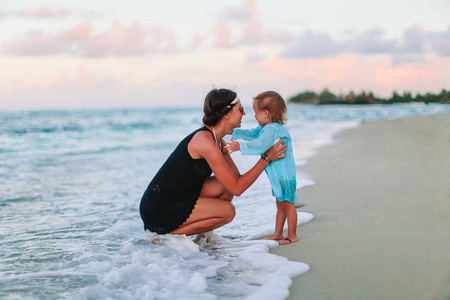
[{"x1": 264, "y1": 138, "x2": 287, "y2": 162}]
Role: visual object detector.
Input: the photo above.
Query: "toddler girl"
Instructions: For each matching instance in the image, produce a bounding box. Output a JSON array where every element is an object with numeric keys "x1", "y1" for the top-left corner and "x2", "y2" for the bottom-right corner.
[{"x1": 225, "y1": 91, "x2": 298, "y2": 245}]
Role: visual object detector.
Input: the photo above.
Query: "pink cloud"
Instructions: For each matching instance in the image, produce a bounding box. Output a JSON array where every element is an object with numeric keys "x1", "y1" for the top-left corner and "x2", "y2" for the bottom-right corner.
[
  {"x1": 217, "y1": 0, "x2": 294, "y2": 47},
  {"x1": 2, "y1": 32, "x2": 69, "y2": 55},
  {"x1": 85, "y1": 20, "x2": 148, "y2": 56},
  {"x1": 2, "y1": 23, "x2": 93, "y2": 56},
  {"x1": 213, "y1": 22, "x2": 231, "y2": 48},
  {"x1": 2, "y1": 20, "x2": 179, "y2": 57},
  {"x1": 242, "y1": 21, "x2": 293, "y2": 45},
  {"x1": 24, "y1": 5, "x2": 70, "y2": 18},
  {"x1": 242, "y1": 22, "x2": 264, "y2": 44},
  {"x1": 145, "y1": 24, "x2": 178, "y2": 54},
  {"x1": 61, "y1": 22, "x2": 93, "y2": 39},
  {"x1": 226, "y1": 0, "x2": 258, "y2": 21}
]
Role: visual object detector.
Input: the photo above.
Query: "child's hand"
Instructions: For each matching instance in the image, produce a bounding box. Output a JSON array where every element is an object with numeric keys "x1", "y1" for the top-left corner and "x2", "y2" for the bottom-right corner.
[{"x1": 224, "y1": 139, "x2": 240, "y2": 154}]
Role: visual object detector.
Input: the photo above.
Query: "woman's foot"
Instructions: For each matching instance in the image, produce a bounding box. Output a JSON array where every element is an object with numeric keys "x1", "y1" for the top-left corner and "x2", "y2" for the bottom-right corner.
[
  {"x1": 266, "y1": 234, "x2": 284, "y2": 241},
  {"x1": 279, "y1": 237, "x2": 298, "y2": 245},
  {"x1": 192, "y1": 231, "x2": 213, "y2": 244},
  {"x1": 192, "y1": 233, "x2": 205, "y2": 243}
]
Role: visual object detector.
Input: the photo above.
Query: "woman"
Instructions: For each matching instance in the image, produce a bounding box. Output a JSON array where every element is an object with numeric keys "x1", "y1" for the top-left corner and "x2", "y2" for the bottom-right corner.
[{"x1": 140, "y1": 88, "x2": 287, "y2": 237}]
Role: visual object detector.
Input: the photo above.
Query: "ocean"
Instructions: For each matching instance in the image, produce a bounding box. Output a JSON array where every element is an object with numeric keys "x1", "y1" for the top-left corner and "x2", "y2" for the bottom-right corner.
[{"x1": 1, "y1": 103, "x2": 449, "y2": 299}]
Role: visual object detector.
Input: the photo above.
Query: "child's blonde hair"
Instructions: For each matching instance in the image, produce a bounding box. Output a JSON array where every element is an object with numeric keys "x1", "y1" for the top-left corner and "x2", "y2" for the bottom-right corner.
[{"x1": 253, "y1": 91, "x2": 287, "y2": 125}]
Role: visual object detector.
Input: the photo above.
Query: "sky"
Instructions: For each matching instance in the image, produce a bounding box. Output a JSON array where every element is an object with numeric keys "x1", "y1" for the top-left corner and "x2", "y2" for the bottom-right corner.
[{"x1": 1, "y1": 0, "x2": 449, "y2": 110}]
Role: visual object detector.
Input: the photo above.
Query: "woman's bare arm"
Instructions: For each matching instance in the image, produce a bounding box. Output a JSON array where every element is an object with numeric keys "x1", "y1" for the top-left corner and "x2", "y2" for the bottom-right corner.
[
  {"x1": 221, "y1": 138, "x2": 240, "y2": 177},
  {"x1": 190, "y1": 133, "x2": 286, "y2": 196}
]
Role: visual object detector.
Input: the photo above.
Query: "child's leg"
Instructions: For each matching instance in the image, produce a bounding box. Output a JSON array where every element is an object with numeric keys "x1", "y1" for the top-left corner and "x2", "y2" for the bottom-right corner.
[
  {"x1": 266, "y1": 200, "x2": 286, "y2": 240},
  {"x1": 279, "y1": 202, "x2": 299, "y2": 245}
]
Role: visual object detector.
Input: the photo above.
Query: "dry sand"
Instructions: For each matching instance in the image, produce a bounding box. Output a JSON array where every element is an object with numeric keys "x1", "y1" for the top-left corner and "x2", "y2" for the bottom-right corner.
[{"x1": 272, "y1": 112, "x2": 450, "y2": 300}]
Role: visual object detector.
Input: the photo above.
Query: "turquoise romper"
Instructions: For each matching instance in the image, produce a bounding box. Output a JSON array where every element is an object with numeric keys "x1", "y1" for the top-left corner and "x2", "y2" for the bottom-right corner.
[{"x1": 232, "y1": 123, "x2": 297, "y2": 203}]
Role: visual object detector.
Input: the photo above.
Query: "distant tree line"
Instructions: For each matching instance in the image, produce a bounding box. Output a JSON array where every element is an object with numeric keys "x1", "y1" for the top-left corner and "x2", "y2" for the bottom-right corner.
[{"x1": 288, "y1": 89, "x2": 450, "y2": 105}]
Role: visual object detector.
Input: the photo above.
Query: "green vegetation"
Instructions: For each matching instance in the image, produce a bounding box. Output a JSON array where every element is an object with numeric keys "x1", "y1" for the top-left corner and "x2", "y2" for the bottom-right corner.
[{"x1": 288, "y1": 89, "x2": 450, "y2": 105}]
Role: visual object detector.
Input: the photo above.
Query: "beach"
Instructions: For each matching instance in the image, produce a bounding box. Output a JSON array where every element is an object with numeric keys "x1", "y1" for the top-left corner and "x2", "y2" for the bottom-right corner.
[
  {"x1": 2, "y1": 106, "x2": 450, "y2": 299},
  {"x1": 272, "y1": 112, "x2": 450, "y2": 300}
]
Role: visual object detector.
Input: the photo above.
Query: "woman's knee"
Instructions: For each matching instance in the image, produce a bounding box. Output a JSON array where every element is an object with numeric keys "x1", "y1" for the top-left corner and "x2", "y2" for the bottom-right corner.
[
  {"x1": 200, "y1": 177, "x2": 223, "y2": 197},
  {"x1": 221, "y1": 202, "x2": 236, "y2": 224},
  {"x1": 201, "y1": 177, "x2": 234, "y2": 201}
]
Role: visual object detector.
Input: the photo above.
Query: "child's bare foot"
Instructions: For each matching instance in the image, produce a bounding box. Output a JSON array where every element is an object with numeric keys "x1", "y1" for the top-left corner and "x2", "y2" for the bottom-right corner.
[
  {"x1": 266, "y1": 234, "x2": 284, "y2": 241},
  {"x1": 279, "y1": 237, "x2": 298, "y2": 245}
]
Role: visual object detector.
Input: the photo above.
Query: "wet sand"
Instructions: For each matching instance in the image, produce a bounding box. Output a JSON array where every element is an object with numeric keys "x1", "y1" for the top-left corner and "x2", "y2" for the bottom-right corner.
[{"x1": 272, "y1": 112, "x2": 450, "y2": 300}]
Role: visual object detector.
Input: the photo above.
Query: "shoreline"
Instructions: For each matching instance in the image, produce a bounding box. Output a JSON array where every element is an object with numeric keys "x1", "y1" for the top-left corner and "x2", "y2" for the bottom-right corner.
[{"x1": 272, "y1": 112, "x2": 450, "y2": 300}]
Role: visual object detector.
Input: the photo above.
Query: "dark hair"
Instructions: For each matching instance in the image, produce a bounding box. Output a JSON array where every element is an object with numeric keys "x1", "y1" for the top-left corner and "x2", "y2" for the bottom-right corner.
[
  {"x1": 254, "y1": 91, "x2": 287, "y2": 125},
  {"x1": 203, "y1": 88, "x2": 238, "y2": 126}
]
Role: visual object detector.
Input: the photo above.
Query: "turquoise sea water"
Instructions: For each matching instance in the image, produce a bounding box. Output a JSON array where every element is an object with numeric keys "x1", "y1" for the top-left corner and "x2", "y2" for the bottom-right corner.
[{"x1": 1, "y1": 103, "x2": 449, "y2": 299}]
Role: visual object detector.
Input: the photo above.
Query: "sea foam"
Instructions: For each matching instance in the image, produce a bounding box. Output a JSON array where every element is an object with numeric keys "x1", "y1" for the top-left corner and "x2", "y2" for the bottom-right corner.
[{"x1": 63, "y1": 225, "x2": 310, "y2": 300}]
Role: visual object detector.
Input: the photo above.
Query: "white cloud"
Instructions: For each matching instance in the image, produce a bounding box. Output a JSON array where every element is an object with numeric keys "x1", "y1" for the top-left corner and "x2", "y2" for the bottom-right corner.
[
  {"x1": 281, "y1": 25, "x2": 450, "y2": 63},
  {"x1": 281, "y1": 31, "x2": 340, "y2": 58},
  {"x1": 344, "y1": 28, "x2": 397, "y2": 54},
  {"x1": 427, "y1": 25, "x2": 450, "y2": 57}
]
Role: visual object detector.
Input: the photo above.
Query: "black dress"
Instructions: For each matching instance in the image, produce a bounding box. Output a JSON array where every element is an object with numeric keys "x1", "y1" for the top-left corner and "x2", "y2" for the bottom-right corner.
[{"x1": 140, "y1": 126, "x2": 215, "y2": 234}]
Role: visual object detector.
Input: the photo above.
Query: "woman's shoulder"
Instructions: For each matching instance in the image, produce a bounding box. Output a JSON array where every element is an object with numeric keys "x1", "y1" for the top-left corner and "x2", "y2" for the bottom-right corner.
[
  {"x1": 191, "y1": 127, "x2": 214, "y2": 143},
  {"x1": 188, "y1": 127, "x2": 218, "y2": 158},
  {"x1": 181, "y1": 126, "x2": 210, "y2": 143}
]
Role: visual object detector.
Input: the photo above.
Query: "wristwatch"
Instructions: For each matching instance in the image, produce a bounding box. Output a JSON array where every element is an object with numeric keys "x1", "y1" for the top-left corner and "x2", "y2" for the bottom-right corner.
[{"x1": 261, "y1": 153, "x2": 272, "y2": 163}]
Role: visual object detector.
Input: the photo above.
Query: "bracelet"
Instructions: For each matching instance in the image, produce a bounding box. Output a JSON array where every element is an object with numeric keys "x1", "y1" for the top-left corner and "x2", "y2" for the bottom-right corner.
[{"x1": 261, "y1": 153, "x2": 272, "y2": 163}]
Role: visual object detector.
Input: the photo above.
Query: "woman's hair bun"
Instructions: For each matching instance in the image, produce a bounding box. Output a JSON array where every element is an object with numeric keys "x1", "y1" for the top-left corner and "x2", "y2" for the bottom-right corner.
[{"x1": 203, "y1": 89, "x2": 237, "y2": 126}]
